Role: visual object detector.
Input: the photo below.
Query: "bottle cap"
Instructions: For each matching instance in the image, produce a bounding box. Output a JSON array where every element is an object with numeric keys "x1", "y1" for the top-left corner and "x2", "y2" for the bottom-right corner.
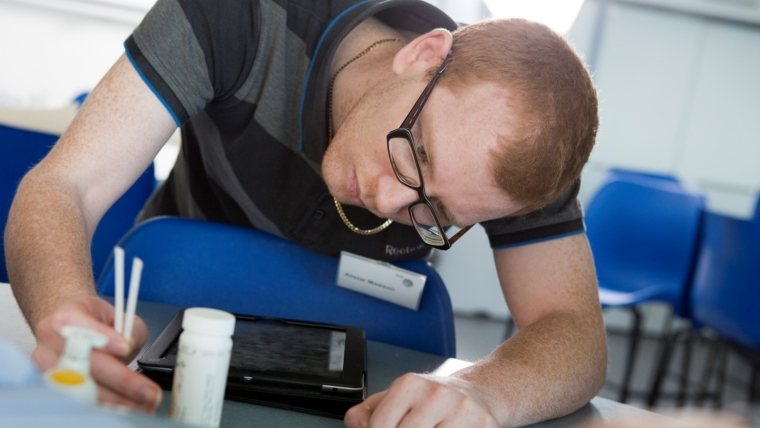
[{"x1": 182, "y1": 308, "x2": 236, "y2": 337}]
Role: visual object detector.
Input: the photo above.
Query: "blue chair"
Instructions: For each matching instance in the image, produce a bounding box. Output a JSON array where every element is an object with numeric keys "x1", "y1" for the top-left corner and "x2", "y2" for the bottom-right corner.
[
  {"x1": 585, "y1": 169, "x2": 704, "y2": 402},
  {"x1": 679, "y1": 210, "x2": 760, "y2": 405},
  {"x1": 692, "y1": 211, "x2": 760, "y2": 349},
  {"x1": 0, "y1": 122, "x2": 156, "y2": 282},
  {"x1": 97, "y1": 217, "x2": 456, "y2": 357}
]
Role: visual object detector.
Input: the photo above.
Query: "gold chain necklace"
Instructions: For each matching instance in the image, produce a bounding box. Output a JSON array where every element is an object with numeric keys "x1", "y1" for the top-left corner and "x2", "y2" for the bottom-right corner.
[{"x1": 329, "y1": 38, "x2": 404, "y2": 236}]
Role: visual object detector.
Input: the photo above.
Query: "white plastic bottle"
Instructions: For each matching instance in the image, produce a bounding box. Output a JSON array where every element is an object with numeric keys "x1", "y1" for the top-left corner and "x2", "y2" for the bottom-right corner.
[
  {"x1": 43, "y1": 326, "x2": 108, "y2": 405},
  {"x1": 169, "y1": 308, "x2": 235, "y2": 428}
]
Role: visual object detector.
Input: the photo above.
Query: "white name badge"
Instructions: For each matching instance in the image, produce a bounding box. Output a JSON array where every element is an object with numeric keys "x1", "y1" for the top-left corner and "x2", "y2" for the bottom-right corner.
[{"x1": 336, "y1": 251, "x2": 427, "y2": 311}]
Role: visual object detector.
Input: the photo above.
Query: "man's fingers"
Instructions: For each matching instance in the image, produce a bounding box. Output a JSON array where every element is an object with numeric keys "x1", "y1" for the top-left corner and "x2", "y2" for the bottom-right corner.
[
  {"x1": 31, "y1": 344, "x2": 60, "y2": 372},
  {"x1": 367, "y1": 374, "x2": 430, "y2": 427},
  {"x1": 33, "y1": 304, "x2": 161, "y2": 413},
  {"x1": 89, "y1": 350, "x2": 163, "y2": 409},
  {"x1": 395, "y1": 390, "x2": 453, "y2": 428},
  {"x1": 48, "y1": 301, "x2": 130, "y2": 356},
  {"x1": 98, "y1": 384, "x2": 158, "y2": 414},
  {"x1": 33, "y1": 345, "x2": 161, "y2": 413},
  {"x1": 79, "y1": 296, "x2": 149, "y2": 354},
  {"x1": 396, "y1": 385, "x2": 495, "y2": 428},
  {"x1": 125, "y1": 315, "x2": 149, "y2": 357},
  {"x1": 345, "y1": 391, "x2": 386, "y2": 428}
]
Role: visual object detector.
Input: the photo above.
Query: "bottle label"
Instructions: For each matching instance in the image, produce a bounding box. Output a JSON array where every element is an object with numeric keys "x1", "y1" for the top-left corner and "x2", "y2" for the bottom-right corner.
[{"x1": 170, "y1": 340, "x2": 232, "y2": 428}]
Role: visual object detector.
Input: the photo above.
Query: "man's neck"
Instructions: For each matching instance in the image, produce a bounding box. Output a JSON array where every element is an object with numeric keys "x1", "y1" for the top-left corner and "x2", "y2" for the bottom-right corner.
[{"x1": 330, "y1": 18, "x2": 411, "y2": 135}]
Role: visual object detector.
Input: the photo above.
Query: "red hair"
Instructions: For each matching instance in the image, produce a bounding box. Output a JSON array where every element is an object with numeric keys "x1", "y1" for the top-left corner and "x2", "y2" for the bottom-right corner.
[{"x1": 441, "y1": 18, "x2": 598, "y2": 213}]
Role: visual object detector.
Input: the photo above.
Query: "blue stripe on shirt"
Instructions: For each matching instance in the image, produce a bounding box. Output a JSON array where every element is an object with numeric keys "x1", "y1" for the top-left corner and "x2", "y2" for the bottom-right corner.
[{"x1": 124, "y1": 42, "x2": 182, "y2": 127}]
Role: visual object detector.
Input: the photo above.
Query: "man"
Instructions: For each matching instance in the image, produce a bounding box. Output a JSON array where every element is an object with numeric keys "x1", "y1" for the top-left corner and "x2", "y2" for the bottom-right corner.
[{"x1": 5, "y1": 0, "x2": 606, "y2": 426}]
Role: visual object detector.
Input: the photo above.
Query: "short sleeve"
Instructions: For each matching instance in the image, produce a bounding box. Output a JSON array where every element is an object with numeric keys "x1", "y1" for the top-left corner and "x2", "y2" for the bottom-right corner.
[
  {"x1": 481, "y1": 179, "x2": 585, "y2": 249},
  {"x1": 124, "y1": 0, "x2": 260, "y2": 125}
]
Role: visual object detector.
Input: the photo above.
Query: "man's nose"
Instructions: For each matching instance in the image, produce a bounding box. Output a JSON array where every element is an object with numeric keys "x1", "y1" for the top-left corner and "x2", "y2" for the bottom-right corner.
[{"x1": 374, "y1": 175, "x2": 420, "y2": 216}]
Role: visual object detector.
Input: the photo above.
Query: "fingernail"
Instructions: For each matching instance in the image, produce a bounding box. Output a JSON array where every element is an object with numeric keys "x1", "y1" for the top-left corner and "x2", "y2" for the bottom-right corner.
[
  {"x1": 142, "y1": 386, "x2": 162, "y2": 408},
  {"x1": 154, "y1": 388, "x2": 164, "y2": 408},
  {"x1": 112, "y1": 339, "x2": 130, "y2": 355}
]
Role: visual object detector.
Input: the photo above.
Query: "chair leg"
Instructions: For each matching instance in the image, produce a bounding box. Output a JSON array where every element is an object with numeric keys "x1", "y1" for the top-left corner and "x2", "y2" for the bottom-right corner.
[
  {"x1": 714, "y1": 345, "x2": 728, "y2": 409},
  {"x1": 749, "y1": 362, "x2": 760, "y2": 404},
  {"x1": 676, "y1": 331, "x2": 693, "y2": 407},
  {"x1": 643, "y1": 309, "x2": 676, "y2": 406},
  {"x1": 647, "y1": 328, "x2": 681, "y2": 407},
  {"x1": 620, "y1": 307, "x2": 642, "y2": 403},
  {"x1": 695, "y1": 335, "x2": 721, "y2": 406}
]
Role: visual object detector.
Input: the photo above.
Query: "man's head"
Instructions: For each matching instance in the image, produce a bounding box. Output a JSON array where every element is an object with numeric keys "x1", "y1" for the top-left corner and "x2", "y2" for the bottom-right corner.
[
  {"x1": 442, "y1": 18, "x2": 599, "y2": 214},
  {"x1": 322, "y1": 17, "x2": 597, "y2": 227}
]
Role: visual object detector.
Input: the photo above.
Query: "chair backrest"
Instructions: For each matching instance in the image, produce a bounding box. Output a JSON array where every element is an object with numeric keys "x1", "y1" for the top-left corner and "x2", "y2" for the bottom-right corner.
[
  {"x1": 0, "y1": 123, "x2": 155, "y2": 282},
  {"x1": 602, "y1": 168, "x2": 683, "y2": 192},
  {"x1": 96, "y1": 217, "x2": 456, "y2": 358},
  {"x1": 585, "y1": 170, "x2": 704, "y2": 316},
  {"x1": 691, "y1": 211, "x2": 760, "y2": 349}
]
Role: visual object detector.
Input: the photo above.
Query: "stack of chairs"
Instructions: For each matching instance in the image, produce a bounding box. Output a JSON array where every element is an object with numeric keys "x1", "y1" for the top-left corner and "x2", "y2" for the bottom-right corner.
[
  {"x1": 585, "y1": 169, "x2": 704, "y2": 403},
  {"x1": 586, "y1": 168, "x2": 760, "y2": 408},
  {"x1": 649, "y1": 207, "x2": 760, "y2": 407}
]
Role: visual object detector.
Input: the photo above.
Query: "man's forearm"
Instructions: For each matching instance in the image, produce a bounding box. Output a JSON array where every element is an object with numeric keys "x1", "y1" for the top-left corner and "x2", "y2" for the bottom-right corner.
[
  {"x1": 454, "y1": 309, "x2": 607, "y2": 427},
  {"x1": 5, "y1": 169, "x2": 98, "y2": 329}
]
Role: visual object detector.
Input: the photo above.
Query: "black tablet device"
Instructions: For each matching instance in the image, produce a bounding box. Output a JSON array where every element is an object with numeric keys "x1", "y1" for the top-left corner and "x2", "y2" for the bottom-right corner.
[{"x1": 137, "y1": 309, "x2": 367, "y2": 418}]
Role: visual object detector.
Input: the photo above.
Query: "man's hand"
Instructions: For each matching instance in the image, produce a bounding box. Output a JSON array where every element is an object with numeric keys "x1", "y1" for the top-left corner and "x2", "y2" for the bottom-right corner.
[
  {"x1": 31, "y1": 295, "x2": 162, "y2": 412},
  {"x1": 344, "y1": 373, "x2": 498, "y2": 428}
]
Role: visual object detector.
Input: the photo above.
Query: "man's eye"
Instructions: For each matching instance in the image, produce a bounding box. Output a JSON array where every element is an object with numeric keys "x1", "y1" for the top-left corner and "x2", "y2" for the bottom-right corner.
[{"x1": 415, "y1": 144, "x2": 428, "y2": 162}]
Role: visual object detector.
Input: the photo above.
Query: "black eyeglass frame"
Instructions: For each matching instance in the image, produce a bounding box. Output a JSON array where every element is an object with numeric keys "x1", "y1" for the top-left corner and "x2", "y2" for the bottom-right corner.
[{"x1": 386, "y1": 54, "x2": 473, "y2": 250}]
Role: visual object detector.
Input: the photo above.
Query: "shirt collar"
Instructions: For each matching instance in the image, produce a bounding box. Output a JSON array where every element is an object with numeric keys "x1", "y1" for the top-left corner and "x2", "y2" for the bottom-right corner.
[{"x1": 298, "y1": 0, "x2": 458, "y2": 168}]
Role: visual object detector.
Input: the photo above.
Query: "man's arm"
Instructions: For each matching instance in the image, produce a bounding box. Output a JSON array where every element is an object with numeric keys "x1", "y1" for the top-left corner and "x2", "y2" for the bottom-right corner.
[
  {"x1": 5, "y1": 54, "x2": 177, "y2": 410},
  {"x1": 345, "y1": 233, "x2": 606, "y2": 427},
  {"x1": 457, "y1": 233, "x2": 606, "y2": 425}
]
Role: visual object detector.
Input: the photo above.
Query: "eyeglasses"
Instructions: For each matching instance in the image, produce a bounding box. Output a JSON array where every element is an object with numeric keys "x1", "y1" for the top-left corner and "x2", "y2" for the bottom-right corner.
[{"x1": 386, "y1": 54, "x2": 473, "y2": 250}]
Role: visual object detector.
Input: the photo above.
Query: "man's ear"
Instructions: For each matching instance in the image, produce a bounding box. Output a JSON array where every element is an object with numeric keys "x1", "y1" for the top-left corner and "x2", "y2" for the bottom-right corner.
[{"x1": 392, "y1": 29, "x2": 453, "y2": 75}]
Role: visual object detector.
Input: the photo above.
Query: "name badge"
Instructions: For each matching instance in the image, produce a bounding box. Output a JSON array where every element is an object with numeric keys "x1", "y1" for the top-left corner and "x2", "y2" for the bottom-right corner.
[{"x1": 336, "y1": 251, "x2": 427, "y2": 311}]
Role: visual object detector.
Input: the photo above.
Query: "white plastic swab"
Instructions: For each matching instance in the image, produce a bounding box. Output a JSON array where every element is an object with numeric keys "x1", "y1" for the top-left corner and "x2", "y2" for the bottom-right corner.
[
  {"x1": 114, "y1": 247, "x2": 125, "y2": 335},
  {"x1": 123, "y1": 257, "x2": 144, "y2": 343}
]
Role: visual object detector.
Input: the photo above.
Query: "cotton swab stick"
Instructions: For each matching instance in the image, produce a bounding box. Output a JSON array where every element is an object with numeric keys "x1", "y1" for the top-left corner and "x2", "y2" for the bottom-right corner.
[
  {"x1": 123, "y1": 257, "x2": 144, "y2": 343},
  {"x1": 114, "y1": 247, "x2": 126, "y2": 335}
]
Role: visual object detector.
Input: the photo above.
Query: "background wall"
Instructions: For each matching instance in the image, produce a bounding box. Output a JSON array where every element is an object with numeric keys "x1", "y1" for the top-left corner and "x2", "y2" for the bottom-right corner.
[
  {"x1": 577, "y1": 0, "x2": 760, "y2": 220},
  {"x1": 0, "y1": 1, "x2": 134, "y2": 107}
]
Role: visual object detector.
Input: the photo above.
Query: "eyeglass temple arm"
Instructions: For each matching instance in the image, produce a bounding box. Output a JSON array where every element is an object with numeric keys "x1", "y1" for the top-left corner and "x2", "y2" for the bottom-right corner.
[
  {"x1": 399, "y1": 55, "x2": 453, "y2": 130},
  {"x1": 447, "y1": 224, "x2": 474, "y2": 246}
]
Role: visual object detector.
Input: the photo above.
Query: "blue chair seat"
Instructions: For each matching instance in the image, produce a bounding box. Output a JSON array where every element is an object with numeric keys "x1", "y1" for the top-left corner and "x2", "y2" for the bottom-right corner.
[
  {"x1": 97, "y1": 217, "x2": 456, "y2": 357},
  {"x1": 598, "y1": 286, "x2": 664, "y2": 308}
]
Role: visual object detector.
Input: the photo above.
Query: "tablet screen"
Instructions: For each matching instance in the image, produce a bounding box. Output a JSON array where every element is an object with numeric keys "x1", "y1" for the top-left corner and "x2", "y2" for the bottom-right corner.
[{"x1": 164, "y1": 319, "x2": 346, "y2": 378}]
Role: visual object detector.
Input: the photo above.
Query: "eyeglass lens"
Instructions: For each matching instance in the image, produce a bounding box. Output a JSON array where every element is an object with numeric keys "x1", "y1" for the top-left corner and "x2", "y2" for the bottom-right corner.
[
  {"x1": 388, "y1": 137, "x2": 448, "y2": 246},
  {"x1": 410, "y1": 204, "x2": 445, "y2": 246},
  {"x1": 388, "y1": 137, "x2": 421, "y2": 188}
]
